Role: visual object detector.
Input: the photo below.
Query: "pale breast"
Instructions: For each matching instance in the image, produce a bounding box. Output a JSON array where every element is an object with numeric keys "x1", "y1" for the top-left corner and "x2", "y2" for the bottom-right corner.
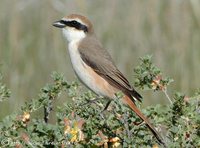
[{"x1": 67, "y1": 41, "x2": 118, "y2": 99}]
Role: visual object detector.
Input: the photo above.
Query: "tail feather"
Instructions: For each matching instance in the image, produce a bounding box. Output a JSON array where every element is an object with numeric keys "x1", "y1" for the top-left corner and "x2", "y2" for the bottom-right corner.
[{"x1": 123, "y1": 96, "x2": 166, "y2": 147}]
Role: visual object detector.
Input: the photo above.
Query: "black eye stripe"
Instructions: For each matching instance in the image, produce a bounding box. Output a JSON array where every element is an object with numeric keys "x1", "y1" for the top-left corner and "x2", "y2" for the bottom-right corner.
[
  {"x1": 60, "y1": 20, "x2": 88, "y2": 32},
  {"x1": 60, "y1": 20, "x2": 68, "y2": 25}
]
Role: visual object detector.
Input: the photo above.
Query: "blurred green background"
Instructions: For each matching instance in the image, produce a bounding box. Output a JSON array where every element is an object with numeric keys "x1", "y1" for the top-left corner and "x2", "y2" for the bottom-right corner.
[{"x1": 0, "y1": 0, "x2": 200, "y2": 118}]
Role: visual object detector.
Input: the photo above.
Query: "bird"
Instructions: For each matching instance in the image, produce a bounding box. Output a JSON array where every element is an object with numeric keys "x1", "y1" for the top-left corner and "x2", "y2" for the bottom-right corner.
[{"x1": 53, "y1": 14, "x2": 165, "y2": 146}]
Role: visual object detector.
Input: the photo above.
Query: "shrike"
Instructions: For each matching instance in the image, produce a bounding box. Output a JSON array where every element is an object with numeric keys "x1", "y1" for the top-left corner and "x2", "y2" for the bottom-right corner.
[{"x1": 53, "y1": 14, "x2": 165, "y2": 146}]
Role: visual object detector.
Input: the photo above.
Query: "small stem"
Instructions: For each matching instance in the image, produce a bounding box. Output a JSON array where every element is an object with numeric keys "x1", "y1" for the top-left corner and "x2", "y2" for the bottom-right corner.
[
  {"x1": 44, "y1": 98, "x2": 53, "y2": 123},
  {"x1": 121, "y1": 112, "x2": 131, "y2": 138},
  {"x1": 27, "y1": 141, "x2": 36, "y2": 148},
  {"x1": 162, "y1": 88, "x2": 173, "y2": 104},
  {"x1": 152, "y1": 79, "x2": 173, "y2": 104}
]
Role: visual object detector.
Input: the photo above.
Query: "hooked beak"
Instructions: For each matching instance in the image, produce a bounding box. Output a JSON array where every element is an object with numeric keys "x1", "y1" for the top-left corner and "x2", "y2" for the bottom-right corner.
[{"x1": 52, "y1": 20, "x2": 66, "y2": 28}]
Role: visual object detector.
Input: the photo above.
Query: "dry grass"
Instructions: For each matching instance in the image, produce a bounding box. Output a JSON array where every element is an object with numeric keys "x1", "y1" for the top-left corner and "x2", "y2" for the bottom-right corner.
[{"x1": 0, "y1": 0, "x2": 200, "y2": 118}]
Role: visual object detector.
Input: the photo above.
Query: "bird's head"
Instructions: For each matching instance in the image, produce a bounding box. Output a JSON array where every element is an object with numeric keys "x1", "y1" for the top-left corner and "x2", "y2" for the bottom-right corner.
[{"x1": 53, "y1": 14, "x2": 93, "y2": 42}]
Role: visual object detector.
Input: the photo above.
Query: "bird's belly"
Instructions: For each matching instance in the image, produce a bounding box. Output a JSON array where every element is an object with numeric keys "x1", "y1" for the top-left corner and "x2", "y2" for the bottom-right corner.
[{"x1": 68, "y1": 43, "x2": 118, "y2": 98}]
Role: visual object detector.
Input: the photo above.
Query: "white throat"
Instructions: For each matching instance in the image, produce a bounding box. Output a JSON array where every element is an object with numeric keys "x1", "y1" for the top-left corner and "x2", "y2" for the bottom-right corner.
[
  {"x1": 62, "y1": 27, "x2": 86, "y2": 43},
  {"x1": 62, "y1": 27, "x2": 86, "y2": 86}
]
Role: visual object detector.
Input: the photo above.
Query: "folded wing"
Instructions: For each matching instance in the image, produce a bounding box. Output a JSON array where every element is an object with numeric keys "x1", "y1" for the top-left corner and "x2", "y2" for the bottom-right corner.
[{"x1": 78, "y1": 36, "x2": 142, "y2": 102}]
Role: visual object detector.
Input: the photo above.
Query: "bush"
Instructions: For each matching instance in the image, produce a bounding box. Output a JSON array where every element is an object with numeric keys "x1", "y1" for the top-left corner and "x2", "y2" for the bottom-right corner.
[{"x1": 0, "y1": 56, "x2": 199, "y2": 147}]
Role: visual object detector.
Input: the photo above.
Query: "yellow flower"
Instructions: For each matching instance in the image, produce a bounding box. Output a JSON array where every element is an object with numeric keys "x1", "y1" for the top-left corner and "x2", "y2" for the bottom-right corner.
[
  {"x1": 22, "y1": 112, "x2": 30, "y2": 123},
  {"x1": 70, "y1": 127, "x2": 79, "y2": 142},
  {"x1": 174, "y1": 136, "x2": 179, "y2": 141},
  {"x1": 152, "y1": 144, "x2": 159, "y2": 148},
  {"x1": 64, "y1": 119, "x2": 84, "y2": 143},
  {"x1": 151, "y1": 75, "x2": 165, "y2": 90},
  {"x1": 112, "y1": 142, "x2": 120, "y2": 148},
  {"x1": 109, "y1": 137, "x2": 121, "y2": 148},
  {"x1": 109, "y1": 137, "x2": 120, "y2": 143},
  {"x1": 64, "y1": 125, "x2": 71, "y2": 135}
]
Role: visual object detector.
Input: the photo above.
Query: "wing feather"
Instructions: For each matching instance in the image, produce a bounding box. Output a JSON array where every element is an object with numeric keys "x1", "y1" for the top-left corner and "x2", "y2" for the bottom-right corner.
[{"x1": 78, "y1": 36, "x2": 142, "y2": 101}]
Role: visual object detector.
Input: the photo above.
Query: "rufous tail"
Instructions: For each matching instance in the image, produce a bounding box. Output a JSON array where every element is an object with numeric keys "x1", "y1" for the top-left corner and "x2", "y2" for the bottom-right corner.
[{"x1": 123, "y1": 96, "x2": 166, "y2": 147}]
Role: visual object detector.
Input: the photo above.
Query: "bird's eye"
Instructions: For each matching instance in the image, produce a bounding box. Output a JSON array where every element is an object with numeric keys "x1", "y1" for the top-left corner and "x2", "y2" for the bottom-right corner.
[{"x1": 71, "y1": 21, "x2": 78, "y2": 25}]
